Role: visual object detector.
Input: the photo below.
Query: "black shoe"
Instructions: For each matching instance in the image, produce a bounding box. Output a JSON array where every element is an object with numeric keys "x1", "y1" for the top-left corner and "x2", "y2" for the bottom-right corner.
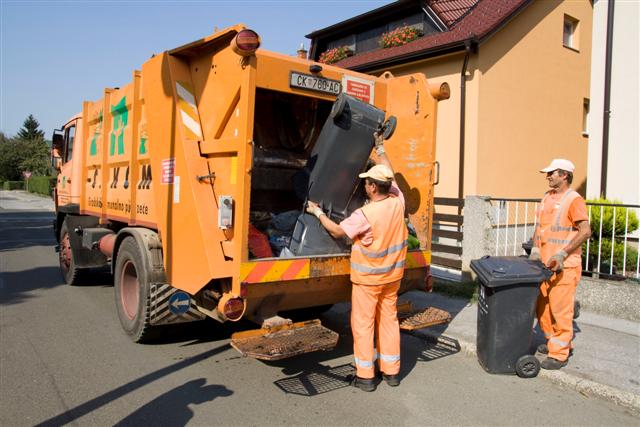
[
  {"x1": 351, "y1": 376, "x2": 376, "y2": 392},
  {"x1": 537, "y1": 343, "x2": 573, "y2": 356},
  {"x1": 382, "y1": 374, "x2": 400, "y2": 387},
  {"x1": 541, "y1": 357, "x2": 568, "y2": 370}
]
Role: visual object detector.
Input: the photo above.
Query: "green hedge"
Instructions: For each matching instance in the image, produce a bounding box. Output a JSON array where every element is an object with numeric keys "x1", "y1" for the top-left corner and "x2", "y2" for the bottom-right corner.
[
  {"x1": 587, "y1": 198, "x2": 639, "y2": 237},
  {"x1": 2, "y1": 181, "x2": 24, "y2": 190},
  {"x1": 27, "y1": 176, "x2": 56, "y2": 196}
]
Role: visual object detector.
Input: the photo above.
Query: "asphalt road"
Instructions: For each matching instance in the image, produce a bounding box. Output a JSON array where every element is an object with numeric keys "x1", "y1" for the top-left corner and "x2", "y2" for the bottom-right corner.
[{"x1": 1, "y1": 209, "x2": 638, "y2": 426}]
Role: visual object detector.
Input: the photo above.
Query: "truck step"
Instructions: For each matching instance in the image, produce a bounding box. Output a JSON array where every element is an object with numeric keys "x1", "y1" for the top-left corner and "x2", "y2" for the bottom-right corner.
[
  {"x1": 398, "y1": 306, "x2": 452, "y2": 331},
  {"x1": 230, "y1": 319, "x2": 339, "y2": 361}
]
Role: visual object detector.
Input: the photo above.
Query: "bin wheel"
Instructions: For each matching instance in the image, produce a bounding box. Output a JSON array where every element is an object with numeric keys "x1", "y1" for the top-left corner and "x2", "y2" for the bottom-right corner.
[
  {"x1": 381, "y1": 116, "x2": 397, "y2": 140},
  {"x1": 515, "y1": 355, "x2": 540, "y2": 378},
  {"x1": 330, "y1": 94, "x2": 347, "y2": 120}
]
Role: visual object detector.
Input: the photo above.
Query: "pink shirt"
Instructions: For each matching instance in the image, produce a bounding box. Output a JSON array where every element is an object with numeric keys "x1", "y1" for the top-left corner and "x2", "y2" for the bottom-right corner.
[{"x1": 339, "y1": 182, "x2": 405, "y2": 246}]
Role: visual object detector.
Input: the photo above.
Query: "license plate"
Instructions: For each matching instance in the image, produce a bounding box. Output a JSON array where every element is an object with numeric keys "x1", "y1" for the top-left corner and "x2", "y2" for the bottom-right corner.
[{"x1": 290, "y1": 72, "x2": 342, "y2": 95}]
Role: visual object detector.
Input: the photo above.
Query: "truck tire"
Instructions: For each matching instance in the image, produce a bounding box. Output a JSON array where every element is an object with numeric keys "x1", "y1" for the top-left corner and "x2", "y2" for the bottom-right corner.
[
  {"x1": 59, "y1": 220, "x2": 81, "y2": 285},
  {"x1": 114, "y1": 236, "x2": 158, "y2": 343}
]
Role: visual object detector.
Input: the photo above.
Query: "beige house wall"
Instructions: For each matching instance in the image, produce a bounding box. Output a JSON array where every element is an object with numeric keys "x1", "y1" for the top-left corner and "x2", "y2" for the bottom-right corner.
[
  {"x1": 370, "y1": 53, "x2": 479, "y2": 201},
  {"x1": 476, "y1": 0, "x2": 592, "y2": 198},
  {"x1": 364, "y1": 0, "x2": 592, "y2": 200}
]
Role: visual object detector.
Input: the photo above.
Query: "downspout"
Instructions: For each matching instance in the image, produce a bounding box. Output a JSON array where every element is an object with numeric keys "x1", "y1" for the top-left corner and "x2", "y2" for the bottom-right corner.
[
  {"x1": 458, "y1": 38, "x2": 478, "y2": 213},
  {"x1": 600, "y1": 0, "x2": 615, "y2": 198}
]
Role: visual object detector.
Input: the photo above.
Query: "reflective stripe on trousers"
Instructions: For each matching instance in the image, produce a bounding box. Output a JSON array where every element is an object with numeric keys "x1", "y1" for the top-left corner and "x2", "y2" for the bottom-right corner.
[
  {"x1": 351, "y1": 280, "x2": 401, "y2": 379},
  {"x1": 536, "y1": 267, "x2": 580, "y2": 361}
]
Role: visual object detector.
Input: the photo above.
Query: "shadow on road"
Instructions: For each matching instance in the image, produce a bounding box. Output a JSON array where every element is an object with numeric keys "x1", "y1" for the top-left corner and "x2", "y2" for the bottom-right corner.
[
  {"x1": 35, "y1": 344, "x2": 232, "y2": 427},
  {"x1": 269, "y1": 302, "x2": 461, "y2": 396},
  {"x1": 114, "y1": 378, "x2": 232, "y2": 426},
  {"x1": 0, "y1": 212, "x2": 55, "y2": 252},
  {"x1": 0, "y1": 266, "x2": 64, "y2": 306}
]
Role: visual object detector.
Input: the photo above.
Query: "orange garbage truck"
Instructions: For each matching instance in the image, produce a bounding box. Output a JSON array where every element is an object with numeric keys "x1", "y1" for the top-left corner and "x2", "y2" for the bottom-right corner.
[{"x1": 51, "y1": 25, "x2": 449, "y2": 360}]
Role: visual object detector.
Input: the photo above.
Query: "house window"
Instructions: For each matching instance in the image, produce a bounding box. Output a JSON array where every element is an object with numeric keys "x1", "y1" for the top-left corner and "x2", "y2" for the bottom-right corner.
[
  {"x1": 582, "y1": 98, "x2": 590, "y2": 137},
  {"x1": 563, "y1": 15, "x2": 579, "y2": 50}
]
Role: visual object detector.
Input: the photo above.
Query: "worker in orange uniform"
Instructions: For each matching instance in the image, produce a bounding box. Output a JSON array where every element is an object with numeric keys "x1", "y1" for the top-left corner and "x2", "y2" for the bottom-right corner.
[
  {"x1": 530, "y1": 159, "x2": 591, "y2": 370},
  {"x1": 307, "y1": 131, "x2": 407, "y2": 392}
]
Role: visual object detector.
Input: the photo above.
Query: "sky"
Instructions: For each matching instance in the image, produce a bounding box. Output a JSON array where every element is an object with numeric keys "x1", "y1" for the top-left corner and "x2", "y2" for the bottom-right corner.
[{"x1": 1, "y1": 0, "x2": 393, "y2": 139}]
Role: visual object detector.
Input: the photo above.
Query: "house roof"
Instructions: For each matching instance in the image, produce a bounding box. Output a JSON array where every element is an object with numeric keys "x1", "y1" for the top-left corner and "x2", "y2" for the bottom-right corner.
[{"x1": 311, "y1": 0, "x2": 531, "y2": 71}]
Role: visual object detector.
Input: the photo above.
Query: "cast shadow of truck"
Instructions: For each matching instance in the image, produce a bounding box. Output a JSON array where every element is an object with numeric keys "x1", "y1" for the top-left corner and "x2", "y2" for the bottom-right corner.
[{"x1": 269, "y1": 296, "x2": 464, "y2": 397}]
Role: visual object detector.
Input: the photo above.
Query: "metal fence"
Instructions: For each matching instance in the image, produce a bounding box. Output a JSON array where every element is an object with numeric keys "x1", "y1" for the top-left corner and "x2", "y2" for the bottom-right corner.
[{"x1": 489, "y1": 198, "x2": 640, "y2": 281}]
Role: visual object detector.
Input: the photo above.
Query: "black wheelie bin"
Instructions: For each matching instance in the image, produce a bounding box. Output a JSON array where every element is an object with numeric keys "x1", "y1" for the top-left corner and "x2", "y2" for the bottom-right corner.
[
  {"x1": 288, "y1": 93, "x2": 386, "y2": 256},
  {"x1": 470, "y1": 256, "x2": 553, "y2": 378}
]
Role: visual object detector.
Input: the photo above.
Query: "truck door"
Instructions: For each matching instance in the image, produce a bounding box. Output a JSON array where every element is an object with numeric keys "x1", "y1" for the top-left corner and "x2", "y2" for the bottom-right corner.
[{"x1": 55, "y1": 122, "x2": 76, "y2": 206}]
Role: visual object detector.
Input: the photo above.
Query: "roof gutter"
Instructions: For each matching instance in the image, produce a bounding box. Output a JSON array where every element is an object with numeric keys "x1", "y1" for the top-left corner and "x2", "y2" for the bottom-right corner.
[{"x1": 600, "y1": 0, "x2": 615, "y2": 198}]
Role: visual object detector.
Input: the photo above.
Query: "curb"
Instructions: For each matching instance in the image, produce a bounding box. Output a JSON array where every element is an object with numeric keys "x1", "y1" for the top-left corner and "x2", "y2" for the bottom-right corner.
[{"x1": 416, "y1": 329, "x2": 640, "y2": 413}]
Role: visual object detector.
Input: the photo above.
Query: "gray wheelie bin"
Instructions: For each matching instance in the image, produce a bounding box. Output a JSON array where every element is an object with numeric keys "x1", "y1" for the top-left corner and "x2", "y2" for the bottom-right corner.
[{"x1": 470, "y1": 256, "x2": 552, "y2": 378}]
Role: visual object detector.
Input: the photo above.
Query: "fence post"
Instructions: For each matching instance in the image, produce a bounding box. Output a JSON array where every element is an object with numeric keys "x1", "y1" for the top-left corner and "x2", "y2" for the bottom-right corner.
[{"x1": 461, "y1": 195, "x2": 493, "y2": 281}]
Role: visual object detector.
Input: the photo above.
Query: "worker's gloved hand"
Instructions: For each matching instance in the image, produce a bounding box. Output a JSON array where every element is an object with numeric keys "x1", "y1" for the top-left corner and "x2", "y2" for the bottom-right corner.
[
  {"x1": 529, "y1": 246, "x2": 541, "y2": 262},
  {"x1": 374, "y1": 131, "x2": 385, "y2": 156},
  {"x1": 547, "y1": 250, "x2": 568, "y2": 272},
  {"x1": 306, "y1": 201, "x2": 325, "y2": 219}
]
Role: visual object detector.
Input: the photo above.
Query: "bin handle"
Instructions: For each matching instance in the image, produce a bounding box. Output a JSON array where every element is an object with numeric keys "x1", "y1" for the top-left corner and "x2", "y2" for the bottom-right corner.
[{"x1": 433, "y1": 161, "x2": 440, "y2": 185}]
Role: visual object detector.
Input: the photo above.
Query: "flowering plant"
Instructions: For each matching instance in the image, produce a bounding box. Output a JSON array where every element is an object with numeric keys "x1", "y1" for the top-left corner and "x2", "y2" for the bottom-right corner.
[
  {"x1": 379, "y1": 25, "x2": 422, "y2": 48},
  {"x1": 318, "y1": 45, "x2": 353, "y2": 64}
]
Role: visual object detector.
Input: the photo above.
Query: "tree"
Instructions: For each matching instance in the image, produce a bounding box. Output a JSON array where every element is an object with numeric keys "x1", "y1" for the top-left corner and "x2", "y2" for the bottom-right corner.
[
  {"x1": 0, "y1": 115, "x2": 51, "y2": 180},
  {"x1": 16, "y1": 114, "x2": 45, "y2": 141}
]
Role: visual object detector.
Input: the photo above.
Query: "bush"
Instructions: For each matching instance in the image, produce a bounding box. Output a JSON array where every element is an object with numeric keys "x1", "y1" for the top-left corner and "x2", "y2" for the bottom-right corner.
[
  {"x1": 27, "y1": 175, "x2": 55, "y2": 196},
  {"x1": 586, "y1": 198, "x2": 639, "y2": 238},
  {"x1": 583, "y1": 238, "x2": 639, "y2": 273},
  {"x1": 3, "y1": 181, "x2": 24, "y2": 190}
]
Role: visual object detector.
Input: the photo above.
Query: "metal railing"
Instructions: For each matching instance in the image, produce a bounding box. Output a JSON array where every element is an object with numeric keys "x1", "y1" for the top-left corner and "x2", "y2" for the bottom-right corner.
[{"x1": 490, "y1": 198, "x2": 639, "y2": 281}]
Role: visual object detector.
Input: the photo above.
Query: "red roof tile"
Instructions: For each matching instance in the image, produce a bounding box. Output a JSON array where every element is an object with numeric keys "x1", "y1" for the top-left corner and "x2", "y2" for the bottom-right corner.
[
  {"x1": 332, "y1": 0, "x2": 530, "y2": 70},
  {"x1": 430, "y1": 0, "x2": 481, "y2": 27}
]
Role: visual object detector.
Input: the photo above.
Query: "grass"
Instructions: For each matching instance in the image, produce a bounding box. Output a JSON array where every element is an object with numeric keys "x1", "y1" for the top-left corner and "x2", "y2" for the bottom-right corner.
[{"x1": 432, "y1": 277, "x2": 478, "y2": 303}]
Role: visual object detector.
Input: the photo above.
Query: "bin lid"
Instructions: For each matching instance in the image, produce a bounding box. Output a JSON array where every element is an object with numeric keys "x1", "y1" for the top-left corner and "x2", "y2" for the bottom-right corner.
[{"x1": 470, "y1": 256, "x2": 553, "y2": 288}]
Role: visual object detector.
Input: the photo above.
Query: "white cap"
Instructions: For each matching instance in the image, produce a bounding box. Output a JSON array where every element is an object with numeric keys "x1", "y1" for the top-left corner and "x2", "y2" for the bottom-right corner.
[
  {"x1": 358, "y1": 164, "x2": 394, "y2": 181},
  {"x1": 540, "y1": 159, "x2": 575, "y2": 173}
]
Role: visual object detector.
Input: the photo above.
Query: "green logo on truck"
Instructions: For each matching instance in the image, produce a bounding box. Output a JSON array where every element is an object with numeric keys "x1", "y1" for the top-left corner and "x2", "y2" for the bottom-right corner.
[
  {"x1": 89, "y1": 111, "x2": 103, "y2": 157},
  {"x1": 110, "y1": 97, "x2": 128, "y2": 156}
]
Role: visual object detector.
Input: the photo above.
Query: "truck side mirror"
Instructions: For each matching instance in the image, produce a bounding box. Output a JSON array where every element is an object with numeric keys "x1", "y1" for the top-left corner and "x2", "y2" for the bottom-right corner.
[{"x1": 51, "y1": 132, "x2": 64, "y2": 171}]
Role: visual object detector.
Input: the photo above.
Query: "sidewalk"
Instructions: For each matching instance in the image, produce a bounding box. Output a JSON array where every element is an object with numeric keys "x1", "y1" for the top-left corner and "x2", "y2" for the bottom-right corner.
[
  {"x1": 404, "y1": 289, "x2": 640, "y2": 412},
  {"x1": 0, "y1": 190, "x2": 54, "y2": 212}
]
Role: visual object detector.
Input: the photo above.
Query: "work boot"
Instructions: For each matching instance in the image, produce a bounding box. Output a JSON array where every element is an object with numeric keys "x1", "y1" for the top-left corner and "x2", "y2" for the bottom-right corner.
[
  {"x1": 541, "y1": 357, "x2": 568, "y2": 370},
  {"x1": 351, "y1": 376, "x2": 376, "y2": 392},
  {"x1": 537, "y1": 343, "x2": 573, "y2": 356},
  {"x1": 382, "y1": 374, "x2": 400, "y2": 387}
]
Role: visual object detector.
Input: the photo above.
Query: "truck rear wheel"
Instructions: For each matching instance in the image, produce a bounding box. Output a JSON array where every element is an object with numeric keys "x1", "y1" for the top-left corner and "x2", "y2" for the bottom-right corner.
[
  {"x1": 59, "y1": 220, "x2": 81, "y2": 285},
  {"x1": 114, "y1": 236, "x2": 157, "y2": 343}
]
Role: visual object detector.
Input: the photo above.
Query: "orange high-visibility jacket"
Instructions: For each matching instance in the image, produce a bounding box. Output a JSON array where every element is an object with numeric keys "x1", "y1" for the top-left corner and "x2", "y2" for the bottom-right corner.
[
  {"x1": 350, "y1": 195, "x2": 408, "y2": 285},
  {"x1": 535, "y1": 189, "x2": 582, "y2": 268}
]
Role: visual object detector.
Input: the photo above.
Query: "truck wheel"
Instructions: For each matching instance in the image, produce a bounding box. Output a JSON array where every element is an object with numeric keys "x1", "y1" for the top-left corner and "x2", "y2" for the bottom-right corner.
[
  {"x1": 114, "y1": 236, "x2": 157, "y2": 343},
  {"x1": 515, "y1": 355, "x2": 540, "y2": 378},
  {"x1": 59, "y1": 220, "x2": 81, "y2": 285}
]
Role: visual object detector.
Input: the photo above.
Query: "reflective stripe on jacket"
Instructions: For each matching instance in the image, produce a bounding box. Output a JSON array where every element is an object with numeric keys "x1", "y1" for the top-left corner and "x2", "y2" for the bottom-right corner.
[
  {"x1": 535, "y1": 189, "x2": 582, "y2": 268},
  {"x1": 350, "y1": 195, "x2": 408, "y2": 285}
]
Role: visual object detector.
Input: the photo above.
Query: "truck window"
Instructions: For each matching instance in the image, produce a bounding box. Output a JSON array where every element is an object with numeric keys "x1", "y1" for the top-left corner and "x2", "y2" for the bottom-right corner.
[{"x1": 64, "y1": 125, "x2": 76, "y2": 163}]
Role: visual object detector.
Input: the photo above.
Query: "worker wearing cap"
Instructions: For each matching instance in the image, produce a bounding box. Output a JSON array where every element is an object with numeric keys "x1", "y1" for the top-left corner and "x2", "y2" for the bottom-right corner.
[
  {"x1": 530, "y1": 159, "x2": 591, "y2": 369},
  {"x1": 307, "y1": 132, "x2": 407, "y2": 392}
]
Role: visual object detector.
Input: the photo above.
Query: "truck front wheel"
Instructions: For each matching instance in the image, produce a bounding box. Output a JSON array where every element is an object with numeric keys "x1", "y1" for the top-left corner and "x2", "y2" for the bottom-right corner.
[
  {"x1": 59, "y1": 220, "x2": 81, "y2": 285},
  {"x1": 114, "y1": 236, "x2": 157, "y2": 342}
]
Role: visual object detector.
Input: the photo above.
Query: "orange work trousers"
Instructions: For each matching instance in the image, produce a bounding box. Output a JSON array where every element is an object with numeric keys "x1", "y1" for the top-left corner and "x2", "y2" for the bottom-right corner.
[
  {"x1": 536, "y1": 266, "x2": 580, "y2": 361},
  {"x1": 351, "y1": 280, "x2": 401, "y2": 379}
]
